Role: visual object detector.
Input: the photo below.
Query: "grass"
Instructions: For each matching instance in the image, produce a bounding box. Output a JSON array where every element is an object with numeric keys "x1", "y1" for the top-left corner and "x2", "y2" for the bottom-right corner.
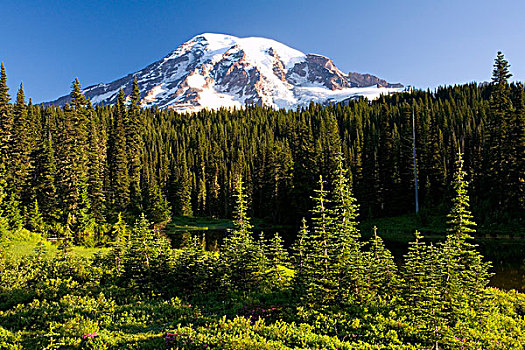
[
  {"x1": 2, "y1": 229, "x2": 109, "y2": 260},
  {"x1": 4, "y1": 240, "x2": 109, "y2": 260},
  {"x1": 167, "y1": 216, "x2": 233, "y2": 232},
  {"x1": 166, "y1": 216, "x2": 292, "y2": 234}
]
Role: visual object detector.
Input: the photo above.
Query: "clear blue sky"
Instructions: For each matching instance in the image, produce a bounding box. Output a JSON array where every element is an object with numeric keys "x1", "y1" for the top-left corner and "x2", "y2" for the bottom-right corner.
[{"x1": 2, "y1": 0, "x2": 525, "y2": 103}]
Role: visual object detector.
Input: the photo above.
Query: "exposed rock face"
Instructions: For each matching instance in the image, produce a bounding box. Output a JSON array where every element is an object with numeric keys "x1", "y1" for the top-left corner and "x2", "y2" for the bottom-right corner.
[
  {"x1": 49, "y1": 33, "x2": 403, "y2": 111},
  {"x1": 286, "y1": 54, "x2": 352, "y2": 90}
]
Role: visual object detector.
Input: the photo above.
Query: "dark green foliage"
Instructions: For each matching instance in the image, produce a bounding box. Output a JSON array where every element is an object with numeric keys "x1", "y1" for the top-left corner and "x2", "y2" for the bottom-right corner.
[
  {"x1": 0, "y1": 166, "x2": 9, "y2": 241},
  {"x1": 331, "y1": 153, "x2": 365, "y2": 304},
  {"x1": 86, "y1": 103, "x2": 106, "y2": 223},
  {"x1": 172, "y1": 234, "x2": 218, "y2": 294},
  {"x1": 120, "y1": 213, "x2": 172, "y2": 292},
  {"x1": 33, "y1": 121, "x2": 58, "y2": 223},
  {"x1": 108, "y1": 89, "x2": 130, "y2": 213},
  {"x1": 440, "y1": 151, "x2": 492, "y2": 321},
  {"x1": 363, "y1": 227, "x2": 398, "y2": 300},
  {"x1": 172, "y1": 154, "x2": 193, "y2": 217},
  {"x1": 27, "y1": 200, "x2": 45, "y2": 235},
  {"x1": 0, "y1": 54, "x2": 524, "y2": 237},
  {"x1": 127, "y1": 76, "x2": 144, "y2": 213},
  {"x1": 10, "y1": 83, "x2": 34, "y2": 204},
  {"x1": 266, "y1": 232, "x2": 289, "y2": 287},
  {"x1": 0, "y1": 62, "x2": 12, "y2": 167},
  {"x1": 3, "y1": 192, "x2": 22, "y2": 231},
  {"x1": 401, "y1": 232, "x2": 446, "y2": 345},
  {"x1": 220, "y1": 178, "x2": 267, "y2": 292},
  {"x1": 55, "y1": 80, "x2": 91, "y2": 229},
  {"x1": 301, "y1": 176, "x2": 338, "y2": 308},
  {"x1": 482, "y1": 52, "x2": 525, "y2": 220},
  {"x1": 144, "y1": 178, "x2": 171, "y2": 225},
  {"x1": 291, "y1": 218, "x2": 310, "y2": 295}
]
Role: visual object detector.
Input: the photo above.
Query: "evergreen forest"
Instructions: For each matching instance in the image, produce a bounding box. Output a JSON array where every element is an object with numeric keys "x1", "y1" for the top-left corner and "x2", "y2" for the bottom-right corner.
[{"x1": 0, "y1": 53, "x2": 523, "y2": 349}]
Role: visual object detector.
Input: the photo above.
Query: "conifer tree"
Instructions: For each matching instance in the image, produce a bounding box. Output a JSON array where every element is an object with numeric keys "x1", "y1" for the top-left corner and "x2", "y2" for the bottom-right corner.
[
  {"x1": 145, "y1": 177, "x2": 171, "y2": 224},
  {"x1": 402, "y1": 231, "x2": 428, "y2": 313},
  {"x1": 441, "y1": 151, "x2": 492, "y2": 322},
  {"x1": 122, "y1": 213, "x2": 172, "y2": 291},
  {"x1": 291, "y1": 117, "x2": 317, "y2": 222},
  {"x1": 174, "y1": 154, "x2": 193, "y2": 216},
  {"x1": 27, "y1": 200, "x2": 46, "y2": 235},
  {"x1": 220, "y1": 177, "x2": 265, "y2": 291},
  {"x1": 108, "y1": 89, "x2": 130, "y2": 213},
  {"x1": 110, "y1": 213, "x2": 128, "y2": 272},
  {"x1": 76, "y1": 186, "x2": 95, "y2": 244},
  {"x1": 0, "y1": 63, "x2": 12, "y2": 167},
  {"x1": 266, "y1": 232, "x2": 289, "y2": 287},
  {"x1": 34, "y1": 123, "x2": 58, "y2": 222},
  {"x1": 173, "y1": 234, "x2": 213, "y2": 294},
  {"x1": 291, "y1": 218, "x2": 310, "y2": 295},
  {"x1": 127, "y1": 76, "x2": 144, "y2": 212},
  {"x1": 56, "y1": 80, "x2": 90, "y2": 225},
  {"x1": 86, "y1": 102, "x2": 106, "y2": 223},
  {"x1": 402, "y1": 231, "x2": 446, "y2": 344},
  {"x1": 363, "y1": 227, "x2": 398, "y2": 300},
  {"x1": 446, "y1": 152, "x2": 476, "y2": 238},
  {"x1": 317, "y1": 112, "x2": 342, "y2": 184},
  {"x1": 0, "y1": 165, "x2": 9, "y2": 241},
  {"x1": 303, "y1": 175, "x2": 338, "y2": 308},
  {"x1": 4, "y1": 193, "x2": 22, "y2": 231},
  {"x1": 509, "y1": 84, "x2": 525, "y2": 214},
  {"x1": 486, "y1": 52, "x2": 513, "y2": 209},
  {"x1": 10, "y1": 83, "x2": 34, "y2": 205},
  {"x1": 331, "y1": 153, "x2": 364, "y2": 303}
]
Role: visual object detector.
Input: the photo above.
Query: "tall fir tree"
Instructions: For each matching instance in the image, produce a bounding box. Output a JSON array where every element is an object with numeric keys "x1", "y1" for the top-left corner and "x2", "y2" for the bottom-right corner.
[
  {"x1": 266, "y1": 232, "x2": 289, "y2": 287},
  {"x1": 34, "y1": 120, "x2": 58, "y2": 223},
  {"x1": 220, "y1": 177, "x2": 266, "y2": 292},
  {"x1": 0, "y1": 165, "x2": 9, "y2": 240},
  {"x1": 363, "y1": 227, "x2": 398, "y2": 301},
  {"x1": 108, "y1": 89, "x2": 130, "y2": 213},
  {"x1": 145, "y1": 176, "x2": 171, "y2": 225},
  {"x1": 84, "y1": 102, "x2": 106, "y2": 223},
  {"x1": 302, "y1": 175, "x2": 338, "y2": 308},
  {"x1": 127, "y1": 76, "x2": 144, "y2": 212},
  {"x1": 402, "y1": 231, "x2": 446, "y2": 346},
  {"x1": 291, "y1": 218, "x2": 310, "y2": 295},
  {"x1": 56, "y1": 79, "x2": 90, "y2": 226},
  {"x1": 331, "y1": 153, "x2": 365, "y2": 304},
  {"x1": 174, "y1": 154, "x2": 193, "y2": 216},
  {"x1": 10, "y1": 83, "x2": 33, "y2": 205},
  {"x1": 509, "y1": 83, "x2": 525, "y2": 214},
  {"x1": 441, "y1": 151, "x2": 492, "y2": 323},
  {"x1": 486, "y1": 52, "x2": 513, "y2": 211},
  {"x1": 0, "y1": 63, "x2": 12, "y2": 167}
]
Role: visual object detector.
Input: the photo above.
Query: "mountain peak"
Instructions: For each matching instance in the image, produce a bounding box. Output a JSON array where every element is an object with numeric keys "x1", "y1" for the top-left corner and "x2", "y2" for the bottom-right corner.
[{"x1": 49, "y1": 33, "x2": 403, "y2": 111}]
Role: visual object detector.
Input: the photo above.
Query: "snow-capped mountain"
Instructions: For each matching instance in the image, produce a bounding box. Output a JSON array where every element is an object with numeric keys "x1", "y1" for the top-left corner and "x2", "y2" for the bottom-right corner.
[{"x1": 50, "y1": 33, "x2": 403, "y2": 112}]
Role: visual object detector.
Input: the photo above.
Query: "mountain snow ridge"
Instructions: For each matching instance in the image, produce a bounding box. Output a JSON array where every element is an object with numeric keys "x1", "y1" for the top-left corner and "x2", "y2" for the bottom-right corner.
[{"x1": 50, "y1": 33, "x2": 403, "y2": 111}]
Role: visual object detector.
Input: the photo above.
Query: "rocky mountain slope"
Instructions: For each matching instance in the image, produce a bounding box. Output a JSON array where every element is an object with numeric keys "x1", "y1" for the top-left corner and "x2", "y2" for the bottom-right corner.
[{"x1": 50, "y1": 33, "x2": 403, "y2": 111}]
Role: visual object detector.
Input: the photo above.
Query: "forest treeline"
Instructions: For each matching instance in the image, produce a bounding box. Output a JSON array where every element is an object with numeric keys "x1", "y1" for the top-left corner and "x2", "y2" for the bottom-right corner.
[{"x1": 0, "y1": 52, "x2": 523, "y2": 242}]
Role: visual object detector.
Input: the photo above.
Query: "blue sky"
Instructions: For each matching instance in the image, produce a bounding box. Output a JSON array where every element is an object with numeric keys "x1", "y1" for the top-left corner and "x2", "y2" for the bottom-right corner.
[{"x1": 2, "y1": 0, "x2": 525, "y2": 103}]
